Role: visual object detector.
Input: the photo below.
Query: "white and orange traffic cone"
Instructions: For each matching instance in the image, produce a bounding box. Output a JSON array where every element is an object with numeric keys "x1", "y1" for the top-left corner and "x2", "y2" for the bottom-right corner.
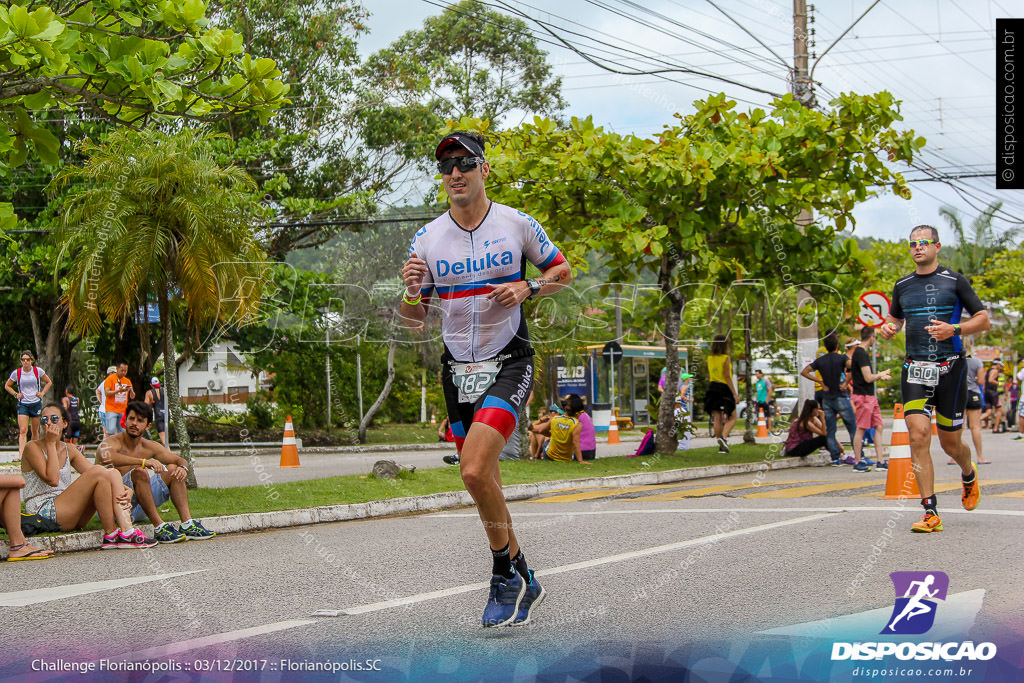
[
  {"x1": 883, "y1": 403, "x2": 918, "y2": 499},
  {"x1": 430, "y1": 413, "x2": 436, "y2": 426},
  {"x1": 931, "y1": 409, "x2": 938, "y2": 435},
  {"x1": 280, "y1": 415, "x2": 301, "y2": 468},
  {"x1": 756, "y1": 406, "x2": 769, "y2": 438},
  {"x1": 607, "y1": 408, "x2": 620, "y2": 445}
]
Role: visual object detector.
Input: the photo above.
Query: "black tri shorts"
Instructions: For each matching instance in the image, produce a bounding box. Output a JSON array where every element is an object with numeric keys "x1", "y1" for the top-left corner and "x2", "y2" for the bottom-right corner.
[
  {"x1": 441, "y1": 342, "x2": 534, "y2": 454},
  {"x1": 966, "y1": 390, "x2": 982, "y2": 411},
  {"x1": 900, "y1": 355, "x2": 967, "y2": 431}
]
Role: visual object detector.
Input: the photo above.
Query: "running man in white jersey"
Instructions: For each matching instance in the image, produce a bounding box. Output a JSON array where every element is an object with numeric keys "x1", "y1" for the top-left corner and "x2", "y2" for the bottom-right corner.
[{"x1": 400, "y1": 131, "x2": 572, "y2": 627}]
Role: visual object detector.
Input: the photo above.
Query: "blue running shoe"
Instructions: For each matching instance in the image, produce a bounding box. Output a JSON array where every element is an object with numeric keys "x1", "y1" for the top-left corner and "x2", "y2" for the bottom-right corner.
[
  {"x1": 154, "y1": 523, "x2": 185, "y2": 544},
  {"x1": 481, "y1": 571, "x2": 526, "y2": 627},
  {"x1": 510, "y1": 570, "x2": 546, "y2": 626},
  {"x1": 853, "y1": 460, "x2": 872, "y2": 472},
  {"x1": 180, "y1": 519, "x2": 216, "y2": 540},
  {"x1": 876, "y1": 460, "x2": 888, "y2": 470}
]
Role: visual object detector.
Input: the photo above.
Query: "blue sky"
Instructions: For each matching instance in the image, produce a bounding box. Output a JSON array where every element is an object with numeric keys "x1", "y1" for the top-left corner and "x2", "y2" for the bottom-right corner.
[{"x1": 359, "y1": 0, "x2": 1021, "y2": 245}]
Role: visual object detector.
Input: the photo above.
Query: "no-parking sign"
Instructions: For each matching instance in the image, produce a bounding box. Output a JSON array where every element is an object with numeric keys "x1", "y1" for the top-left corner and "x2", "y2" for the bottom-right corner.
[{"x1": 857, "y1": 291, "x2": 891, "y2": 328}]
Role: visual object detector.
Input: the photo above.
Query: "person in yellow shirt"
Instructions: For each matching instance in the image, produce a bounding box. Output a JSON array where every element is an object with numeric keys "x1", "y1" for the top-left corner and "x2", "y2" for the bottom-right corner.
[
  {"x1": 531, "y1": 394, "x2": 587, "y2": 464},
  {"x1": 703, "y1": 334, "x2": 739, "y2": 453},
  {"x1": 103, "y1": 362, "x2": 135, "y2": 435}
]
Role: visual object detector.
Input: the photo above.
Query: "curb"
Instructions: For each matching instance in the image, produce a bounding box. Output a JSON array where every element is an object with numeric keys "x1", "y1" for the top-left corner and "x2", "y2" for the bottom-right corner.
[{"x1": 3, "y1": 453, "x2": 829, "y2": 557}]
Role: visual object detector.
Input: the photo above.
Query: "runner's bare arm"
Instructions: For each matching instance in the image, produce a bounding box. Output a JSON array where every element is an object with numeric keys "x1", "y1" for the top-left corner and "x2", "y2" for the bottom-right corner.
[
  {"x1": 399, "y1": 251, "x2": 430, "y2": 330},
  {"x1": 925, "y1": 310, "x2": 990, "y2": 342}
]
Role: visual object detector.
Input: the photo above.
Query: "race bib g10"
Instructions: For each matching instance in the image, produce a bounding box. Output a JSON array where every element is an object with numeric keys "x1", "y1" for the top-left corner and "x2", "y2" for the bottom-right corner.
[
  {"x1": 451, "y1": 361, "x2": 502, "y2": 403},
  {"x1": 907, "y1": 361, "x2": 940, "y2": 387}
]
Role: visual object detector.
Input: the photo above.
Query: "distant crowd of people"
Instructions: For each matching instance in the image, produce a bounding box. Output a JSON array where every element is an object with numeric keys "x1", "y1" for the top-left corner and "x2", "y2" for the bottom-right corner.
[{"x1": 3, "y1": 353, "x2": 215, "y2": 560}]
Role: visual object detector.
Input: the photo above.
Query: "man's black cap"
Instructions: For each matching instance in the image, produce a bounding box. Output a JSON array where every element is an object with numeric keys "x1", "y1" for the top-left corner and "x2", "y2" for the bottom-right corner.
[{"x1": 435, "y1": 133, "x2": 485, "y2": 160}]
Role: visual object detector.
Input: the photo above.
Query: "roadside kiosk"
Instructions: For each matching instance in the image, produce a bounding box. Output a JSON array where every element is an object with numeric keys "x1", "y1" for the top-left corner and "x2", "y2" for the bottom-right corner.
[{"x1": 547, "y1": 345, "x2": 689, "y2": 433}]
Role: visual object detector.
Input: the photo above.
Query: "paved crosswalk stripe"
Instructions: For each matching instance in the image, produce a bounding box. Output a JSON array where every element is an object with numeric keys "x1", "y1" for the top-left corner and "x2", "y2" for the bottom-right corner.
[
  {"x1": 745, "y1": 481, "x2": 883, "y2": 498},
  {"x1": 636, "y1": 480, "x2": 819, "y2": 501},
  {"x1": 527, "y1": 482, "x2": 691, "y2": 504},
  {"x1": 0, "y1": 571, "x2": 208, "y2": 607},
  {"x1": 341, "y1": 513, "x2": 833, "y2": 616}
]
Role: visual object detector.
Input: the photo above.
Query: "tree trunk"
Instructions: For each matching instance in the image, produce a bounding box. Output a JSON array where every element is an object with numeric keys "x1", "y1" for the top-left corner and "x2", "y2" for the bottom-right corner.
[
  {"x1": 358, "y1": 335, "x2": 397, "y2": 443},
  {"x1": 160, "y1": 287, "x2": 196, "y2": 488},
  {"x1": 743, "y1": 311, "x2": 755, "y2": 444},
  {"x1": 655, "y1": 292, "x2": 685, "y2": 454}
]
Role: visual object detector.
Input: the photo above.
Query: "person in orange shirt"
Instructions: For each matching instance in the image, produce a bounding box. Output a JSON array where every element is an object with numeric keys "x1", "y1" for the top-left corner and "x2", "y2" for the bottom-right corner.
[{"x1": 103, "y1": 362, "x2": 135, "y2": 435}]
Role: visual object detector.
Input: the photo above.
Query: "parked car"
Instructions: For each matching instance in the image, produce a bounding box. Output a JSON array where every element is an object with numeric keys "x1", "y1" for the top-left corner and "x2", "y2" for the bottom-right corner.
[{"x1": 737, "y1": 387, "x2": 800, "y2": 420}]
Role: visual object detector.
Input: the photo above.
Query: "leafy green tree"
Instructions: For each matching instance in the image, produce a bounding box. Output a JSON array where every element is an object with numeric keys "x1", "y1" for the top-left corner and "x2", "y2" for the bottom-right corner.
[
  {"x1": 0, "y1": 0, "x2": 289, "y2": 228},
  {"x1": 939, "y1": 201, "x2": 1021, "y2": 280},
  {"x1": 473, "y1": 91, "x2": 922, "y2": 453},
  {"x1": 976, "y1": 248, "x2": 1024, "y2": 357},
  {"x1": 51, "y1": 128, "x2": 268, "y2": 484},
  {"x1": 357, "y1": 0, "x2": 565, "y2": 166}
]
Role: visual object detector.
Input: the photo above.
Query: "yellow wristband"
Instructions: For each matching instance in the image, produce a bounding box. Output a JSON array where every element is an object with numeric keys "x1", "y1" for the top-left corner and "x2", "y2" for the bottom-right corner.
[
  {"x1": 403, "y1": 292, "x2": 422, "y2": 306},
  {"x1": 141, "y1": 459, "x2": 147, "y2": 469}
]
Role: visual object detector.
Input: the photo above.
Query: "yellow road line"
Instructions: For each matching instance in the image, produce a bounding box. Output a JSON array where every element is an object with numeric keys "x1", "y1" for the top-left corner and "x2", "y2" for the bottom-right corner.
[
  {"x1": 991, "y1": 490, "x2": 1024, "y2": 498},
  {"x1": 527, "y1": 482, "x2": 690, "y2": 503},
  {"x1": 746, "y1": 481, "x2": 883, "y2": 498},
  {"x1": 636, "y1": 480, "x2": 821, "y2": 501}
]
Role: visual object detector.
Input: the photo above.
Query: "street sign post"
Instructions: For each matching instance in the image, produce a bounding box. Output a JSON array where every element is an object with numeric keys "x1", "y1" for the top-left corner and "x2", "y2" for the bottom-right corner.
[
  {"x1": 602, "y1": 341, "x2": 623, "y2": 417},
  {"x1": 857, "y1": 291, "x2": 891, "y2": 328}
]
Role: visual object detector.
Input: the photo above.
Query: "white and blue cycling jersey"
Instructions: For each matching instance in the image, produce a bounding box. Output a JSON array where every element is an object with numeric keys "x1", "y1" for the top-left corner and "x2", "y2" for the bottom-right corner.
[{"x1": 410, "y1": 202, "x2": 566, "y2": 362}]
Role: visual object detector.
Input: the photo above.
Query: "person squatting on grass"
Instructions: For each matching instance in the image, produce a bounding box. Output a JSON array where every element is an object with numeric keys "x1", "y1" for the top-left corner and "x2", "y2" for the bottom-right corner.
[
  {"x1": 21, "y1": 402, "x2": 156, "y2": 549},
  {"x1": 96, "y1": 401, "x2": 215, "y2": 543}
]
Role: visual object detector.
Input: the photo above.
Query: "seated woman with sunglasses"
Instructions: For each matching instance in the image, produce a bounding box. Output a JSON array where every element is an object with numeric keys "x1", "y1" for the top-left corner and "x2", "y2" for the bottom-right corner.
[{"x1": 20, "y1": 403, "x2": 156, "y2": 549}]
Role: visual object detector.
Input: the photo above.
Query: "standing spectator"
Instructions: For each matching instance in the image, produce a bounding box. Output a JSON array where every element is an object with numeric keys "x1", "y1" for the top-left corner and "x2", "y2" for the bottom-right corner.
[
  {"x1": 5, "y1": 350, "x2": 52, "y2": 461},
  {"x1": 144, "y1": 377, "x2": 168, "y2": 448},
  {"x1": 800, "y1": 331, "x2": 857, "y2": 466},
  {"x1": 95, "y1": 366, "x2": 115, "y2": 439},
  {"x1": 576, "y1": 397, "x2": 597, "y2": 460},
  {"x1": 961, "y1": 349, "x2": 988, "y2": 463},
  {"x1": 62, "y1": 386, "x2": 83, "y2": 450},
  {"x1": 849, "y1": 327, "x2": 892, "y2": 471},
  {"x1": 103, "y1": 362, "x2": 134, "y2": 435},
  {"x1": 703, "y1": 334, "x2": 739, "y2": 454},
  {"x1": 783, "y1": 399, "x2": 829, "y2": 457},
  {"x1": 1015, "y1": 366, "x2": 1024, "y2": 441},
  {"x1": 982, "y1": 360, "x2": 1003, "y2": 432},
  {"x1": 753, "y1": 369, "x2": 774, "y2": 432}
]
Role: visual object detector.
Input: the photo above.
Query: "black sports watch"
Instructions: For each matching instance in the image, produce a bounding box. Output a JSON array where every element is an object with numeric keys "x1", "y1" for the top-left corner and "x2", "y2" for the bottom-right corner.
[
  {"x1": 952, "y1": 323, "x2": 961, "y2": 336},
  {"x1": 526, "y1": 278, "x2": 542, "y2": 298}
]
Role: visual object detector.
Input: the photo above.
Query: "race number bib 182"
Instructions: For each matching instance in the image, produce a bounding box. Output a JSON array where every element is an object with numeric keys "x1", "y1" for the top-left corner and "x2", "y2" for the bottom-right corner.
[
  {"x1": 907, "y1": 361, "x2": 940, "y2": 387},
  {"x1": 451, "y1": 361, "x2": 502, "y2": 403}
]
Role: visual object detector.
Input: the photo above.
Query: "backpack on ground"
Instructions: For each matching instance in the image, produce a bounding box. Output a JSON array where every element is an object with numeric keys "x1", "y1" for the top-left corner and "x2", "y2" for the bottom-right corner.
[{"x1": 630, "y1": 429, "x2": 656, "y2": 457}]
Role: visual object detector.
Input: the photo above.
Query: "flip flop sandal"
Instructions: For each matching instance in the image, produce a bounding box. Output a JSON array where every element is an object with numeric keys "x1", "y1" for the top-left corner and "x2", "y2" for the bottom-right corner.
[
  {"x1": 978, "y1": 460, "x2": 993, "y2": 464},
  {"x1": 6, "y1": 544, "x2": 53, "y2": 561}
]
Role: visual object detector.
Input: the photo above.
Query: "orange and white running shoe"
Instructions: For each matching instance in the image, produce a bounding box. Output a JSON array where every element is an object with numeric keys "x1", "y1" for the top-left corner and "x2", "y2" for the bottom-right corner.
[
  {"x1": 911, "y1": 512, "x2": 943, "y2": 533},
  {"x1": 961, "y1": 463, "x2": 980, "y2": 511}
]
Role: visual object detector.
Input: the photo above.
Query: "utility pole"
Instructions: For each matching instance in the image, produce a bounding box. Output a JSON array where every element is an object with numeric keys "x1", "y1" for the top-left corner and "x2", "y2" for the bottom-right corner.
[{"x1": 794, "y1": 0, "x2": 818, "y2": 407}]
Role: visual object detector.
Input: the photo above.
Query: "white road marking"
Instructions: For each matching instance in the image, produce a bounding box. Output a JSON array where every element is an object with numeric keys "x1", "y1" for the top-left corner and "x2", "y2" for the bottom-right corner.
[
  {"x1": 0, "y1": 571, "x2": 208, "y2": 607},
  {"x1": 429, "y1": 506, "x2": 1024, "y2": 518},
  {"x1": 342, "y1": 513, "x2": 832, "y2": 616},
  {"x1": 760, "y1": 589, "x2": 986, "y2": 640},
  {"x1": 120, "y1": 620, "x2": 318, "y2": 660}
]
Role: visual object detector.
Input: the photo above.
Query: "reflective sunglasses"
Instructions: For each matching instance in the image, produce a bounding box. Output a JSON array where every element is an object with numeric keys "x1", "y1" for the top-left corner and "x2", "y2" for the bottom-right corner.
[
  {"x1": 437, "y1": 156, "x2": 484, "y2": 175},
  {"x1": 908, "y1": 239, "x2": 937, "y2": 248},
  {"x1": 39, "y1": 415, "x2": 62, "y2": 426}
]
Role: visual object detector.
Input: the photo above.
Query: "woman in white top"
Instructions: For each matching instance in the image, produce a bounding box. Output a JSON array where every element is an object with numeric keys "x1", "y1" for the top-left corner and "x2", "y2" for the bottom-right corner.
[
  {"x1": 5, "y1": 350, "x2": 52, "y2": 461},
  {"x1": 21, "y1": 403, "x2": 154, "y2": 548}
]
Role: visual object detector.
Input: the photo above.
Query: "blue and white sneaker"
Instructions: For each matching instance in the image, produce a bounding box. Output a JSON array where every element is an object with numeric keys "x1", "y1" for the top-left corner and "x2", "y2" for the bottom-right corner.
[
  {"x1": 876, "y1": 460, "x2": 888, "y2": 470},
  {"x1": 481, "y1": 570, "x2": 526, "y2": 627},
  {"x1": 509, "y1": 570, "x2": 546, "y2": 626},
  {"x1": 853, "y1": 460, "x2": 872, "y2": 472},
  {"x1": 180, "y1": 520, "x2": 216, "y2": 540},
  {"x1": 154, "y1": 523, "x2": 185, "y2": 544}
]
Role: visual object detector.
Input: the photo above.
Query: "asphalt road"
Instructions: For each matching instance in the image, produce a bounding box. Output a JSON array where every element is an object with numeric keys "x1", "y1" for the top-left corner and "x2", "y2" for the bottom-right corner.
[{"x1": 1, "y1": 429, "x2": 1020, "y2": 682}]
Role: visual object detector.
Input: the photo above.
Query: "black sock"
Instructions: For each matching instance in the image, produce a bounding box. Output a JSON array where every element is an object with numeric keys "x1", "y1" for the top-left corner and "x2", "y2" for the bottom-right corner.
[
  {"x1": 491, "y1": 543, "x2": 515, "y2": 579},
  {"x1": 962, "y1": 468, "x2": 976, "y2": 485},
  {"x1": 921, "y1": 495, "x2": 938, "y2": 516},
  {"x1": 512, "y1": 549, "x2": 530, "y2": 582}
]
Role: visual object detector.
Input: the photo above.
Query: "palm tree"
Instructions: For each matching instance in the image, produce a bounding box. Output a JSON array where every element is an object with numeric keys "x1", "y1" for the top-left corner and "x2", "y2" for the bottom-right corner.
[
  {"x1": 938, "y1": 201, "x2": 1022, "y2": 279},
  {"x1": 51, "y1": 128, "x2": 268, "y2": 485}
]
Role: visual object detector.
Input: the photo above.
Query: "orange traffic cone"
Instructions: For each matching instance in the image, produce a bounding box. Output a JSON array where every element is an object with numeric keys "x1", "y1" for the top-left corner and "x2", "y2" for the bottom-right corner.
[
  {"x1": 607, "y1": 408, "x2": 620, "y2": 445},
  {"x1": 756, "y1": 406, "x2": 769, "y2": 438},
  {"x1": 883, "y1": 403, "x2": 918, "y2": 499},
  {"x1": 931, "y1": 409, "x2": 938, "y2": 435},
  {"x1": 430, "y1": 413, "x2": 436, "y2": 426},
  {"x1": 280, "y1": 415, "x2": 301, "y2": 468}
]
